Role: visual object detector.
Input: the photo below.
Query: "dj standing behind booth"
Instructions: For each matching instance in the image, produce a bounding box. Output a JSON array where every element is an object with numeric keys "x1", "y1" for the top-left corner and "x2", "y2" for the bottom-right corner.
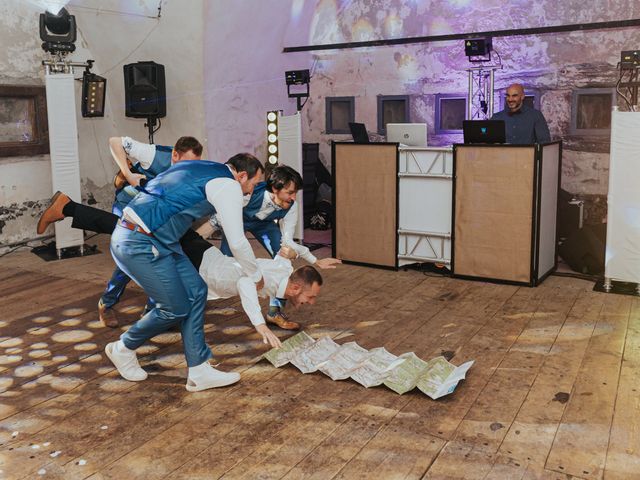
[{"x1": 491, "y1": 83, "x2": 551, "y2": 144}]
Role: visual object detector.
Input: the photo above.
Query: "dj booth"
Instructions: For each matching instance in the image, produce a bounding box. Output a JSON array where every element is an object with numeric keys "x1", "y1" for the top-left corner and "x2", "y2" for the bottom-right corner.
[{"x1": 332, "y1": 140, "x2": 561, "y2": 286}]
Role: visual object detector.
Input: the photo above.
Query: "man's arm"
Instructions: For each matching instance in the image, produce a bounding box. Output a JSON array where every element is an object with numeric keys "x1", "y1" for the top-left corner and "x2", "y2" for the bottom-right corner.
[
  {"x1": 280, "y1": 202, "x2": 341, "y2": 269},
  {"x1": 280, "y1": 202, "x2": 317, "y2": 263},
  {"x1": 236, "y1": 276, "x2": 281, "y2": 348},
  {"x1": 206, "y1": 178, "x2": 262, "y2": 284},
  {"x1": 109, "y1": 137, "x2": 155, "y2": 187},
  {"x1": 534, "y1": 112, "x2": 551, "y2": 143}
]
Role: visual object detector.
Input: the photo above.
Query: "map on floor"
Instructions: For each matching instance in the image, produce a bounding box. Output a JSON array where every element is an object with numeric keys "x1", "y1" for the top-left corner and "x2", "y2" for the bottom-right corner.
[{"x1": 263, "y1": 331, "x2": 474, "y2": 399}]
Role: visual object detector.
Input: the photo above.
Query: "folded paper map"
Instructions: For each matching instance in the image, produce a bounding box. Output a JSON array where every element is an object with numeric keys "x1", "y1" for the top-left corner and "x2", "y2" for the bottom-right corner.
[
  {"x1": 263, "y1": 331, "x2": 473, "y2": 399},
  {"x1": 262, "y1": 331, "x2": 315, "y2": 367}
]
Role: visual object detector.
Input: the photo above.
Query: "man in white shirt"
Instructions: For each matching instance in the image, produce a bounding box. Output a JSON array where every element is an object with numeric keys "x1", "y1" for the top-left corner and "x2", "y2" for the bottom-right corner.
[
  {"x1": 200, "y1": 245, "x2": 322, "y2": 335},
  {"x1": 220, "y1": 165, "x2": 340, "y2": 330}
]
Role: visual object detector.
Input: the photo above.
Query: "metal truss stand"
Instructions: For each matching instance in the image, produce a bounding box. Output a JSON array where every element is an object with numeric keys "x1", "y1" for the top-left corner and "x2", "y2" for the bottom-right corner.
[{"x1": 466, "y1": 67, "x2": 497, "y2": 120}]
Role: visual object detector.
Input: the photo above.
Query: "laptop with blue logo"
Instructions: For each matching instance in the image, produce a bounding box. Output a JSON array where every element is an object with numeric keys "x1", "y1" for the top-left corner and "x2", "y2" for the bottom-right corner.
[{"x1": 462, "y1": 120, "x2": 506, "y2": 144}]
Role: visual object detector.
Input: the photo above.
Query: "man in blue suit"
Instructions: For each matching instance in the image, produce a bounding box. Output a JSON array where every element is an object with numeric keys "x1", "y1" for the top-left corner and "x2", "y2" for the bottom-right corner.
[
  {"x1": 106, "y1": 153, "x2": 273, "y2": 392},
  {"x1": 101, "y1": 136, "x2": 204, "y2": 326},
  {"x1": 37, "y1": 135, "x2": 203, "y2": 328}
]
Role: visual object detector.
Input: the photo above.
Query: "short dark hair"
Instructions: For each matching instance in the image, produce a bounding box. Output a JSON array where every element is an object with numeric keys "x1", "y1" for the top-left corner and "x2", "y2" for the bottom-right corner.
[
  {"x1": 290, "y1": 265, "x2": 323, "y2": 287},
  {"x1": 174, "y1": 136, "x2": 203, "y2": 156},
  {"x1": 225, "y1": 153, "x2": 265, "y2": 179},
  {"x1": 266, "y1": 165, "x2": 303, "y2": 192}
]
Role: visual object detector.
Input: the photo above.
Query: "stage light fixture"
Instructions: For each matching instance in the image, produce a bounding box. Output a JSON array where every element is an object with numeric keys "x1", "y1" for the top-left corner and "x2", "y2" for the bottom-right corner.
[
  {"x1": 285, "y1": 69, "x2": 310, "y2": 111},
  {"x1": 39, "y1": 7, "x2": 77, "y2": 55},
  {"x1": 285, "y1": 69, "x2": 310, "y2": 85},
  {"x1": 81, "y1": 70, "x2": 106, "y2": 117},
  {"x1": 620, "y1": 50, "x2": 640, "y2": 68},
  {"x1": 266, "y1": 110, "x2": 279, "y2": 165},
  {"x1": 465, "y1": 37, "x2": 492, "y2": 62}
]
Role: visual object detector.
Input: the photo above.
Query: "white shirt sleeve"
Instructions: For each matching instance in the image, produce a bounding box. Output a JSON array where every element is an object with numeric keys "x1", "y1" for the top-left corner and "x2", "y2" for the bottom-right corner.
[
  {"x1": 121, "y1": 136, "x2": 157, "y2": 169},
  {"x1": 280, "y1": 202, "x2": 317, "y2": 264},
  {"x1": 205, "y1": 177, "x2": 261, "y2": 282},
  {"x1": 236, "y1": 276, "x2": 265, "y2": 326}
]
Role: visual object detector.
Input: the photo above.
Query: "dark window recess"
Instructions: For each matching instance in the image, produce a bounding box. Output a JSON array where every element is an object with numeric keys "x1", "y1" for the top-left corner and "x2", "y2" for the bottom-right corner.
[
  {"x1": 377, "y1": 95, "x2": 409, "y2": 134},
  {"x1": 0, "y1": 84, "x2": 49, "y2": 158},
  {"x1": 435, "y1": 94, "x2": 466, "y2": 134},
  {"x1": 325, "y1": 97, "x2": 354, "y2": 134},
  {"x1": 570, "y1": 88, "x2": 614, "y2": 136}
]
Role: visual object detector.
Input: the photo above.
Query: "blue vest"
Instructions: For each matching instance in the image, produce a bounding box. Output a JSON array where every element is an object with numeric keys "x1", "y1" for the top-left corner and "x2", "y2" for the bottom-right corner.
[
  {"x1": 112, "y1": 145, "x2": 173, "y2": 216},
  {"x1": 243, "y1": 182, "x2": 292, "y2": 231},
  {"x1": 128, "y1": 160, "x2": 234, "y2": 248}
]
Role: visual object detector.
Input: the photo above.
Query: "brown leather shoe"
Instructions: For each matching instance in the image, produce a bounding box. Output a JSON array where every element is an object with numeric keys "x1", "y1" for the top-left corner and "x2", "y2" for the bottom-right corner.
[
  {"x1": 98, "y1": 301, "x2": 119, "y2": 328},
  {"x1": 113, "y1": 171, "x2": 127, "y2": 190},
  {"x1": 37, "y1": 191, "x2": 70, "y2": 234},
  {"x1": 114, "y1": 159, "x2": 134, "y2": 190},
  {"x1": 266, "y1": 311, "x2": 300, "y2": 330}
]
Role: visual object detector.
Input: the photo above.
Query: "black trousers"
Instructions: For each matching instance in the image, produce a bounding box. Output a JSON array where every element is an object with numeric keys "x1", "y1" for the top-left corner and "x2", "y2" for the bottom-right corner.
[
  {"x1": 71, "y1": 204, "x2": 119, "y2": 234},
  {"x1": 71, "y1": 203, "x2": 211, "y2": 270}
]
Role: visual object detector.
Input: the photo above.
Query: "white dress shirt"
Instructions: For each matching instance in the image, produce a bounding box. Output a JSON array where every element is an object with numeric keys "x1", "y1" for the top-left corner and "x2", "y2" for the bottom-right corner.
[
  {"x1": 255, "y1": 190, "x2": 317, "y2": 264},
  {"x1": 205, "y1": 175, "x2": 261, "y2": 282},
  {"x1": 199, "y1": 247, "x2": 293, "y2": 326}
]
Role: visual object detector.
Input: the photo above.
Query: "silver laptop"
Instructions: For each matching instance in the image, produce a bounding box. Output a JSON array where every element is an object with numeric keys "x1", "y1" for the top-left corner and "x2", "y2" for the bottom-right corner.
[{"x1": 386, "y1": 123, "x2": 428, "y2": 146}]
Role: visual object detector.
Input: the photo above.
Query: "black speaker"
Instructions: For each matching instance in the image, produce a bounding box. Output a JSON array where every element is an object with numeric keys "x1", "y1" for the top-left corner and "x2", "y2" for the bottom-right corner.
[
  {"x1": 557, "y1": 189, "x2": 584, "y2": 239},
  {"x1": 123, "y1": 61, "x2": 166, "y2": 118},
  {"x1": 558, "y1": 224, "x2": 606, "y2": 275}
]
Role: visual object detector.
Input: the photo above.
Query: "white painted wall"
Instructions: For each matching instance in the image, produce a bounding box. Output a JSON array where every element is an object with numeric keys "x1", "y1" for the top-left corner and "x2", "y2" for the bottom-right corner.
[
  {"x1": 203, "y1": 0, "x2": 312, "y2": 163},
  {"x1": 0, "y1": 0, "x2": 205, "y2": 245}
]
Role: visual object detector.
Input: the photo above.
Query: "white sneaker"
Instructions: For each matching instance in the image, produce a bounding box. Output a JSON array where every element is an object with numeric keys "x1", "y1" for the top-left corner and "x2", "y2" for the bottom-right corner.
[
  {"x1": 186, "y1": 361, "x2": 240, "y2": 392},
  {"x1": 105, "y1": 341, "x2": 147, "y2": 382}
]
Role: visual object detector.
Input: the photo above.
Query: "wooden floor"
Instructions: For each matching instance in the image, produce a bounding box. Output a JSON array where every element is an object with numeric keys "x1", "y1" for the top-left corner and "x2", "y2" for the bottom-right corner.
[{"x1": 0, "y1": 235, "x2": 638, "y2": 480}]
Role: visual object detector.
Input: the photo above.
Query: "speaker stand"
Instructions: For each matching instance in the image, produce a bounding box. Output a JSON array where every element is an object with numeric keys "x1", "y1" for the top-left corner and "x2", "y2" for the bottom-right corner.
[{"x1": 145, "y1": 117, "x2": 159, "y2": 144}]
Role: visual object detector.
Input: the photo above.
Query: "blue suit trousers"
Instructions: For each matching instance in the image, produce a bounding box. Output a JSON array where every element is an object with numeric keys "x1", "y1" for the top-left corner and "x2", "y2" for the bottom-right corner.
[{"x1": 110, "y1": 225, "x2": 211, "y2": 367}]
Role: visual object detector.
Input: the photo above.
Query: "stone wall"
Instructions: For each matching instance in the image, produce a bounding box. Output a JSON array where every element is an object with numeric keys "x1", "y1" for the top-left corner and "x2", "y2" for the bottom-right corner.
[
  {"x1": 205, "y1": 0, "x2": 640, "y2": 224},
  {"x1": 0, "y1": 0, "x2": 205, "y2": 246}
]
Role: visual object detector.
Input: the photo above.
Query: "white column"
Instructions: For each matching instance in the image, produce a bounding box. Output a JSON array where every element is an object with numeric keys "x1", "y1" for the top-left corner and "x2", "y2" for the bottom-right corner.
[
  {"x1": 45, "y1": 72, "x2": 84, "y2": 251},
  {"x1": 278, "y1": 112, "x2": 304, "y2": 241},
  {"x1": 604, "y1": 109, "x2": 640, "y2": 284}
]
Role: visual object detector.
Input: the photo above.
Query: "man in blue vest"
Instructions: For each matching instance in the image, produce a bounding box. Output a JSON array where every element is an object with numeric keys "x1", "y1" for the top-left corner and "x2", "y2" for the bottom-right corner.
[
  {"x1": 106, "y1": 153, "x2": 271, "y2": 392},
  {"x1": 37, "y1": 135, "x2": 204, "y2": 328},
  {"x1": 102, "y1": 135, "x2": 205, "y2": 327},
  {"x1": 219, "y1": 165, "x2": 340, "y2": 330}
]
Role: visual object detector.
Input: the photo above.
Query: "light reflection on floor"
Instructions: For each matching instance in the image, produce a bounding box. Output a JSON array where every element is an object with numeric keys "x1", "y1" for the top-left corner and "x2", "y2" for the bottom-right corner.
[
  {"x1": 28, "y1": 350, "x2": 51, "y2": 358},
  {"x1": 59, "y1": 318, "x2": 83, "y2": 327},
  {"x1": 0, "y1": 294, "x2": 279, "y2": 470},
  {"x1": 51, "y1": 330, "x2": 93, "y2": 343}
]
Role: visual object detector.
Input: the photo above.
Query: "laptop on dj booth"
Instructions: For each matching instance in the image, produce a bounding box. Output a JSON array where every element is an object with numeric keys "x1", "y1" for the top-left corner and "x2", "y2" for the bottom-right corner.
[
  {"x1": 348, "y1": 122, "x2": 370, "y2": 144},
  {"x1": 462, "y1": 120, "x2": 506, "y2": 144}
]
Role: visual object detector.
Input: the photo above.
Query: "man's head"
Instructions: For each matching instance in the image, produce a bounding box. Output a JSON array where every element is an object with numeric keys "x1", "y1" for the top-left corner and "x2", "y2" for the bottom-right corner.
[
  {"x1": 226, "y1": 153, "x2": 265, "y2": 195},
  {"x1": 505, "y1": 83, "x2": 526, "y2": 113},
  {"x1": 267, "y1": 165, "x2": 303, "y2": 209},
  {"x1": 285, "y1": 265, "x2": 323, "y2": 308},
  {"x1": 172, "y1": 136, "x2": 203, "y2": 163}
]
